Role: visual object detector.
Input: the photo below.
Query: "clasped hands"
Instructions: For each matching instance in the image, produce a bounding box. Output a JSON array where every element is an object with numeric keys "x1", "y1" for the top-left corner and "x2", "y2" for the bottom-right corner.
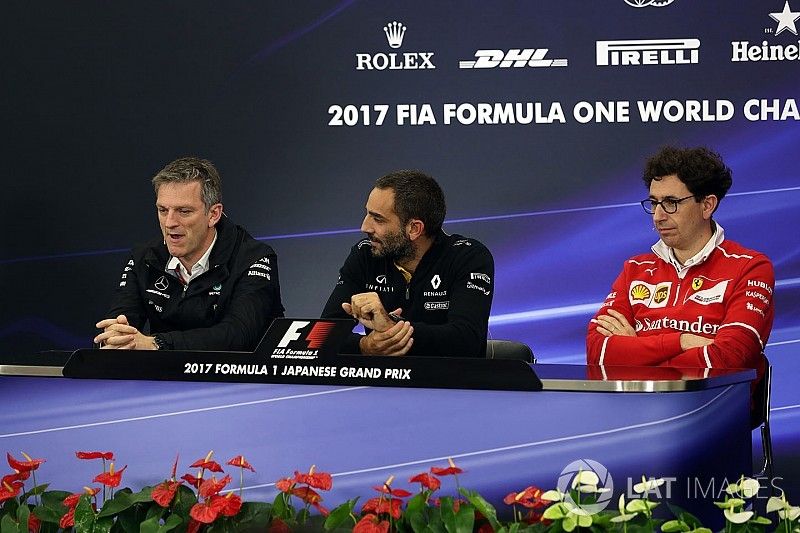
[
  {"x1": 94, "y1": 315, "x2": 156, "y2": 350},
  {"x1": 342, "y1": 292, "x2": 413, "y2": 356},
  {"x1": 592, "y1": 309, "x2": 713, "y2": 350}
]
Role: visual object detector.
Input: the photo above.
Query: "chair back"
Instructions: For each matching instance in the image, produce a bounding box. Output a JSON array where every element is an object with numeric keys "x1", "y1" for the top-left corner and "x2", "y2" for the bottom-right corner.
[{"x1": 486, "y1": 339, "x2": 535, "y2": 363}]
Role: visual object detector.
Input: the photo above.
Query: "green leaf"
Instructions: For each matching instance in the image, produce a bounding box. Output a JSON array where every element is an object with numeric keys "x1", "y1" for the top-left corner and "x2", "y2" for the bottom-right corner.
[
  {"x1": 16, "y1": 505, "x2": 30, "y2": 533},
  {"x1": 449, "y1": 504, "x2": 475, "y2": 533},
  {"x1": 666, "y1": 503, "x2": 703, "y2": 529},
  {"x1": 662, "y1": 519, "x2": 690, "y2": 532},
  {"x1": 751, "y1": 516, "x2": 772, "y2": 525},
  {"x1": 271, "y1": 492, "x2": 294, "y2": 521},
  {"x1": 39, "y1": 491, "x2": 71, "y2": 512},
  {"x1": 237, "y1": 501, "x2": 273, "y2": 529},
  {"x1": 93, "y1": 517, "x2": 114, "y2": 533},
  {"x1": 31, "y1": 504, "x2": 63, "y2": 524},
  {"x1": 324, "y1": 499, "x2": 356, "y2": 531},
  {"x1": 459, "y1": 489, "x2": 500, "y2": 531},
  {"x1": 139, "y1": 515, "x2": 162, "y2": 533},
  {"x1": 20, "y1": 484, "x2": 50, "y2": 503},
  {"x1": 543, "y1": 503, "x2": 567, "y2": 520},
  {"x1": 1, "y1": 514, "x2": 19, "y2": 533},
  {"x1": 405, "y1": 492, "x2": 427, "y2": 515},
  {"x1": 98, "y1": 490, "x2": 139, "y2": 518},
  {"x1": 562, "y1": 514, "x2": 577, "y2": 532},
  {"x1": 407, "y1": 509, "x2": 429, "y2": 533},
  {"x1": 171, "y1": 485, "x2": 197, "y2": 520},
  {"x1": 74, "y1": 496, "x2": 97, "y2": 533},
  {"x1": 144, "y1": 505, "x2": 165, "y2": 522}
]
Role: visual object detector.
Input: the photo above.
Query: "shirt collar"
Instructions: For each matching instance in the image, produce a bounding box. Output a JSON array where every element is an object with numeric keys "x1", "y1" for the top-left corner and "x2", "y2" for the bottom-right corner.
[
  {"x1": 651, "y1": 222, "x2": 725, "y2": 277},
  {"x1": 166, "y1": 230, "x2": 218, "y2": 281}
]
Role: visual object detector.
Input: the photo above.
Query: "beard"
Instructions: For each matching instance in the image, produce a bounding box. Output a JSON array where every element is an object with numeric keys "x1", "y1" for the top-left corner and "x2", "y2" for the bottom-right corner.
[{"x1": 369, "y1": 229, "x2": 414, "y2": 262}]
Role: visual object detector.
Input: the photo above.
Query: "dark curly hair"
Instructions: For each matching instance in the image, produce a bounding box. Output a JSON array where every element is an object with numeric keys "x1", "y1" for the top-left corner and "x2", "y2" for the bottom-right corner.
[
  {"x1": 375, "y1": 170, "x2": 446, "y2": 236},
  {"x1": 643, "y1": 146, "x2": 732, "y2": 208}
]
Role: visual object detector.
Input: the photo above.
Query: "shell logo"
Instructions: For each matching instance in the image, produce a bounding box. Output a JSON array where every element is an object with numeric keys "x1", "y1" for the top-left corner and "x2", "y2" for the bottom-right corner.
[{"x1": 630, "y1": 284, "x2": 651, "y2": 301}]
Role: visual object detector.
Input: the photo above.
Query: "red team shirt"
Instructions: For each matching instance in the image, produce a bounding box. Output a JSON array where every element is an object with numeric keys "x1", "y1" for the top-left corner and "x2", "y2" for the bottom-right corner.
[{"x1": 587, "y1": 225, "x2": 774, "y2": 385}]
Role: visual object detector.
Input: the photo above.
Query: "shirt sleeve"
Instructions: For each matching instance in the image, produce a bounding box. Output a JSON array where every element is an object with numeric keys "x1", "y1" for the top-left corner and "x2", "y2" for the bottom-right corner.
[
  {"x1": 321, "y1": 245, "x2": 364, "y2": 354},
  {"x1": 665, "y1": 255, "x2": 774, "y2": 371},
  {"x1": 586, "y1": 263, "x2": 683, "y2": 366},
  {"x1": 409, "y1": 243, "x2": 494, "y2": 358},
  {"x1": 158, "y1": 251, "x2": 284, "y2": 351},
  {"x1": 106, "y1": 255, "x2": 148, "y2": 331}
]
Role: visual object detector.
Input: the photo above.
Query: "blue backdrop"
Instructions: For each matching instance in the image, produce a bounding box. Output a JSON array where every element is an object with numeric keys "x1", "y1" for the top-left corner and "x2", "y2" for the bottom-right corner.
[{"x1": 1, "y1": 0, "x2": 798, "y2": 490}]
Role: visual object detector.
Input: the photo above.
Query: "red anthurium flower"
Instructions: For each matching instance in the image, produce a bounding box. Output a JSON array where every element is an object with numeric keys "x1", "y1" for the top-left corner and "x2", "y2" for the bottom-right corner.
[
  {"x1": 190, "y1": 495, "x2": 227, "y2": 523},
  {"x1": 181, "y1": 473, "x2": 201, "y2": 489},
  {"x1": 186, "y1": 519, "x2": 202, "y2": 533},
  {"x1": 523, "y1": 509, "x2": 548, "y2": 525},
  {"x1": 94, "y1": 463, "x2": 127, "y2": 488},
  {"x1": 312, "y1": 501, "x2": 330, "y2": 516},
  {"x1": 430, "y1": 457, "x2": 463, "y2": 477},
  {"x1": 275, "y1": 477, "x2": 294, "y2": 493},
  {"x1": 291, "y1": 486, "x2": 323, "y2": 504},
  {"x1": 293, "y1": 465, "x2": 332, "y2": 490},
  {"x1": 431, "y1": 497, "x2": 466, "y2": 512},
  {"x1": 59, "y1": 508, "x2": 75, "y2": 529},
  {"x1": 361, "y1": 497, "x2": 403, "y2": 520},
  {"x1": 190, "y1": 451, "x2": 224, "y2": 473},
  {"x1": 215, "y1": 493, "x2": 243, "y2": 517},
  {"x1": 199, "y1": 475, "x2": 232, "y2": 498},
  {"x1": 477, "y1": 524, "x2": 495, "y2": 533},
  {"x1": 190, "y1": 460, "x2": 223, "y2": 473},
  {"x1": 7, "y1": 452, "x2": 45, "y2": 473},
  {"x1": 28, "y1": 513, "x2": 42, "y2": 533},
  {"x1": 504, "y1": 486, "x2": 546, "y2": 509},
  {"x1": 75, "y1": 451, "x2": 114, "y2": 461},
  {"x1": 353, "y1": 514, "x2": 390, "y2": 533},
  {"x1": 63, "y1": 487, "x2": 101, "y2": 508},
  {"x1": 152, "y1": 480, "x2": 183, "y2": 507},
  {"x1": 226, "y1": 455, "x2": 255, "y2": 472},
  {"x1": 409, "y1": 473, "x2": 441, "y2": 491},
  {"x1": 372, "y1": 485, "x2": 412, "y2": 498},
  {"x1": 2, "y1": 471, "x2": 29, "y2": 485},
  {"x1": 0, "y1": 481, "x2": 23, "y2": 503},
  {"x1": 268, "y1": 518, "x2": 292, "y2": 533}
]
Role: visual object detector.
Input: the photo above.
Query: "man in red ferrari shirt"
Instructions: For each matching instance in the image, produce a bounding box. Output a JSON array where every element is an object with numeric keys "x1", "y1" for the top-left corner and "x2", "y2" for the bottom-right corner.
[{"x1": 587, "y1": 146, "x2": 774, "y2": 404}]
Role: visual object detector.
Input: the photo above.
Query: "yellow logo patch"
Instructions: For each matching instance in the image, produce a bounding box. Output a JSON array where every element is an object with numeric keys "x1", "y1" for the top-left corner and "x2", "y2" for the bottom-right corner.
[
  {"x1": 654, "y1": 285, "x2": 669, "y2": 304},
  {"x1": 692, "y1": 278, "x2": 703, "y2": 290},
  {"x1": 630, "y1": 284, "x2": 651, "y2": 301}
]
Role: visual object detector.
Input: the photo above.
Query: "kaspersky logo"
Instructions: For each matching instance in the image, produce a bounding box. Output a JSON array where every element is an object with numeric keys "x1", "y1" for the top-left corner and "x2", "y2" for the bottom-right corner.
[
  {"x1": 356, "y1": 21, "x2": 436, "y2": 70},
  {"x1": 277, "y1": 321, "x2": 337, "y2": 349}
]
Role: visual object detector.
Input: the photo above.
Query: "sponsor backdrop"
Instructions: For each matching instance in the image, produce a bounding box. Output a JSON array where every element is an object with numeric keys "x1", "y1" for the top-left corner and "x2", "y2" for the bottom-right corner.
[{"x1": 2, "y1": 0, "x2": 798, "y2": 481}]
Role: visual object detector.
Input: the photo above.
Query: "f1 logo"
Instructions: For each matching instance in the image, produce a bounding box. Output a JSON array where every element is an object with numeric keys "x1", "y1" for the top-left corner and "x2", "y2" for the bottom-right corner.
[{"x1": 277, "y1": 321, "x2": 310, "y2": 347}]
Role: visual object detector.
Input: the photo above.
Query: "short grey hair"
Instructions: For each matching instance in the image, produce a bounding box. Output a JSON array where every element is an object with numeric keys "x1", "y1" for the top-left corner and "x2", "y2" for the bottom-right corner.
[{"x1": 151, "y1": 156, "x2": 221, "y2": 210}]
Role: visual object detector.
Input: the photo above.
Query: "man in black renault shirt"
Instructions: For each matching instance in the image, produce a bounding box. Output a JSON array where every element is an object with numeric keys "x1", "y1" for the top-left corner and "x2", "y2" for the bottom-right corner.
[
  {"x1": 93, "y1": 157, "x2": 284, "y2": 351},
  {"x1": 322, "y1": 170, "x2": 494, "y2": 357}
]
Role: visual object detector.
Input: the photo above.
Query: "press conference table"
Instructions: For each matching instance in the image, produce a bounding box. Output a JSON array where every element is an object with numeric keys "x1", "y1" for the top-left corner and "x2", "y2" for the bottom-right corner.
[{"x1": 0, "y1": 351, "x2": 754, "y2": 521}]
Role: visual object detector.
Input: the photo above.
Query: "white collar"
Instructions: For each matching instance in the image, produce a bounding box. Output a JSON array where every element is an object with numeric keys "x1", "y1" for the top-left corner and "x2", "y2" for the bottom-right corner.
[
  {"x1": 652, "y1": 222, "x2": 724, "y2": 278},
  {"x1": 166, "y1": 230, "x2": 218, "y2": 283}
]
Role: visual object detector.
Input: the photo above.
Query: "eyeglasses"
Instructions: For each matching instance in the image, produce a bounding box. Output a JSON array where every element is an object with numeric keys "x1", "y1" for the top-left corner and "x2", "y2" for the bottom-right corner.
[{"x1": 640, "y1": 195, "x2": 696, "y2": 214}]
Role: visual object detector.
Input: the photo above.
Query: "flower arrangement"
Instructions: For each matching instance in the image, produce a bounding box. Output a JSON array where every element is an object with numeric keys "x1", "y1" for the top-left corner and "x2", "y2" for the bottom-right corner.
[{"x1": 1, "y1": 451, "x2": 797, "y2": 532}]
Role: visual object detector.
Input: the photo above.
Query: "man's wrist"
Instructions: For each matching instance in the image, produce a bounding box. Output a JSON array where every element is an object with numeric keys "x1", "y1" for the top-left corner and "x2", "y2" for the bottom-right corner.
[{"x1": 151, "y1": 334, "x2": 169, "y2": 351}]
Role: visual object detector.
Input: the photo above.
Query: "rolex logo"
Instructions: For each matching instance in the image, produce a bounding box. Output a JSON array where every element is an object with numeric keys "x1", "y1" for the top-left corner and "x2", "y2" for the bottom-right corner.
[{"x1": 383, "y1": 21, "x2": 406, "y2": 48}]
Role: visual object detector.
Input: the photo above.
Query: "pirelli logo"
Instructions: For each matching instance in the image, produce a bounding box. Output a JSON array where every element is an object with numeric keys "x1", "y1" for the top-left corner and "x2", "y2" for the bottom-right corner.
[{"x1": 596, "y1": 38, "x2": 700, "y2": 66}]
